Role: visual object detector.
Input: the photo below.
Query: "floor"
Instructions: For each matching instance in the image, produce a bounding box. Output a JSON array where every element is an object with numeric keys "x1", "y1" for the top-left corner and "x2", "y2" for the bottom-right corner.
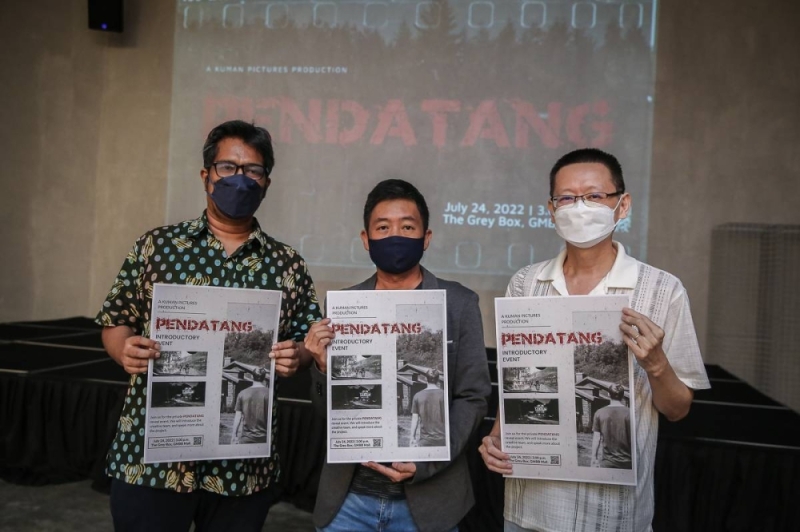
[{"x1": 0, "y1": 479, "x2": 315, "y2": 531}]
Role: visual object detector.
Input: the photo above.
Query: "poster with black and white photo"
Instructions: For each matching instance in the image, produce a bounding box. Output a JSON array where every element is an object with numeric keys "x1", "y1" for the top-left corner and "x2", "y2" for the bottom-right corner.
[
  {"x1": 495, "y1": 295, "x2": 636, "y2": 486},
  {"x1": 326, "y1": 290, "x2": 449, "y2": 463},
  {"x1": 144, "y1": 283, "x2": 279, "y2": 463}
]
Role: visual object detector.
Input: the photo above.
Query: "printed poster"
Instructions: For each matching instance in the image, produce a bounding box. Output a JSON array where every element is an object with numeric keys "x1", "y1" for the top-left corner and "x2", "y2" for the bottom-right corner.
[
  {"x1": 495, "y1": 295, "x2": 636, "y2": 485},
  {"x1": 326, "y1": 290, "x2": 450, "y2": 463},
  {"x1": 144, "y1": 283, "x2": 280, "y2": 463}
]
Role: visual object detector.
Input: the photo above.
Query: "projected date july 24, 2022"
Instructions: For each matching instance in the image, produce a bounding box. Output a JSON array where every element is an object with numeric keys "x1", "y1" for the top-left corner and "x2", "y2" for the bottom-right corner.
[{"x1": 442, "y1": 201, "x2": 554, "y2": 230}]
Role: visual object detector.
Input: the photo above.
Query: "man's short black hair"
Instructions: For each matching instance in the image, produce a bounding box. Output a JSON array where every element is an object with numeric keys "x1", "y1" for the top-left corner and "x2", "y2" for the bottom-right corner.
[
  {"x1": 549, "y1": 148, "x2": 625, "y2": 197},
  {"x1": 202, "y1": 120, "x2": 275, "y2": 173},
  {"x1": 609, "y1": 383, "x2": 625, "y2": 401},
  {"x1": 423, "y1": 368, "x2": 440, "y2": 384},
  {"x1": 363, "y1": 179, "x2": 430, "y2": 231},
  {"x1": 254, "y1": 367, "x2": 269, "y2": 384}
]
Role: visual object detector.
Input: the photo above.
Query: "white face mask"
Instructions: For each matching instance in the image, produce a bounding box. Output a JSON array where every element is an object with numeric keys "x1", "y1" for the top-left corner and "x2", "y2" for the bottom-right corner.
[{"x1": 554, "y1": 197, "x2": 623, "y2": 249}]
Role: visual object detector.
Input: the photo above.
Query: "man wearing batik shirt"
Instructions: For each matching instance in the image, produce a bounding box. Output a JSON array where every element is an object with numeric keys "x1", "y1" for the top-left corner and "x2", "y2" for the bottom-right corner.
[
  {"x1": 96, "y1": 120, "x2": 321, "y2": 531},
  {"x1": 479, "y1": 148, "x2": 710, "y2": 532}
]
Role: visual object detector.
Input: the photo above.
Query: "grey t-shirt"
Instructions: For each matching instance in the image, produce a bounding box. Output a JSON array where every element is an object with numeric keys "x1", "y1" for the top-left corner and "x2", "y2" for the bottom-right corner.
[
  {"x1": 412, "y1": 388, "x2": 446, "y2": 445},
  {"x1": 235, "y1": 384, "x2": 270, "y2": 444},
  {"x1": 592, "y1": 405, "x2": 631, "y2": 469}
]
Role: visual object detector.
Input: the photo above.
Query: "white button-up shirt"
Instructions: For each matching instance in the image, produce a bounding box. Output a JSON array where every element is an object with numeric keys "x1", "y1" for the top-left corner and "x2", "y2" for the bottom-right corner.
[{"x1": 504, "y1": 243, "x2": 710, "y2": 532}]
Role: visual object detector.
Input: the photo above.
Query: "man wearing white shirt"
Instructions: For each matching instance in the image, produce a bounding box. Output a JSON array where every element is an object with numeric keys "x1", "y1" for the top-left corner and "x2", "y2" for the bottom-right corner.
[{"x1": 479, "y1": 148, "x2": 710, "y2": 532}]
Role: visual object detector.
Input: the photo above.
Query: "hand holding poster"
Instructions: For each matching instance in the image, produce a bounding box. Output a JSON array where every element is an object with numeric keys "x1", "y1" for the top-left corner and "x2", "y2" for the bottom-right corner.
[
  {"x1": 144, "y1": 284, "x2": 280, "y2": 463},
  {"x1": 495, "y1": 295, "x2": 636, "y2": 485},
  {"x1": 326, "y1": 290, "x2": 449, "y2": 463}
]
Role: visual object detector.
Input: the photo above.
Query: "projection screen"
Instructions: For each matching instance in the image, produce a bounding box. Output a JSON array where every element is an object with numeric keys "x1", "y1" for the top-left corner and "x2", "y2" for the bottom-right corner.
[{"x1": 166, "y1": 0, "x2": 658, "y2": 308}]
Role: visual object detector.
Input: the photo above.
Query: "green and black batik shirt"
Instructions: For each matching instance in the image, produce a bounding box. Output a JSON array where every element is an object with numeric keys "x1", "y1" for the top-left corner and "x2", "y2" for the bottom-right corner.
[{"x1": 96, "y1": 211, "x2": 321, "y2": 496}]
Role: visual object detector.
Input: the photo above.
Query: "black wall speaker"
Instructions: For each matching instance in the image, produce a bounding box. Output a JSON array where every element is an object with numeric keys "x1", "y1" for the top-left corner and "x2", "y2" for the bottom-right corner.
[{"x1": 89, "y1": 0, "x2": 124, "y2": 33}]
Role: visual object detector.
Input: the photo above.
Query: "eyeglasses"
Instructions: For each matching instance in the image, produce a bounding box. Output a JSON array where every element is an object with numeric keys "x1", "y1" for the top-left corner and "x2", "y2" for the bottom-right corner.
[
  {"x1": 550, "y1": 191, "x2": 623, "y2": 209},
  {"x1": 208, "y1": 161, "x2": 269, "y2": 181}
]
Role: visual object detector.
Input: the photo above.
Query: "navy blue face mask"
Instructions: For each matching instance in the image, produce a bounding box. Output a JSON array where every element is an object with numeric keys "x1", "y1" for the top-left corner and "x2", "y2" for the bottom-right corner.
[
  {"x1": 368, "y1": 236, "x2": 425, "y2": 274},
  {"x1": 207, "y1": 174, "x2": 264, "y2": 219}
]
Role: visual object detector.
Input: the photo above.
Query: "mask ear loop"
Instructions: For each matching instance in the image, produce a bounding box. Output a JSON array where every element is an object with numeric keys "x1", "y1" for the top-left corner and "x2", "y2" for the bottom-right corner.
[
  {"x1": 611, "y1": 195, "x2": 626, "y2": 231},
  {"x1": 204, "y1": 176, "x2": 213, "y2": 197}
]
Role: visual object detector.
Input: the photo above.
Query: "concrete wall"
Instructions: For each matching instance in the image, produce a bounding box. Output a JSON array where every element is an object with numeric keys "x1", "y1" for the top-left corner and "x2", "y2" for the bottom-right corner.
[
  {"x1": 0, "y1": 0, "x2": 173, "y2": 322},
  {"x1": 649, "y1": 0, "x2": 800, "y2": 349},
  {"x1": 1, "y1": 0, "x2": 798, "y2": 353}
]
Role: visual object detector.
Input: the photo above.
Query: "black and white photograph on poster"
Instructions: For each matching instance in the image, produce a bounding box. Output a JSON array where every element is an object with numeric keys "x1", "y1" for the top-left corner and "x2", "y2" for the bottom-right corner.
[
  {"x1": 331, "y1": 355, "x2": 382, "y2": 380},
  {"x1": 397, "y1": 368, "x2": 445, "y2": 448},
  {"x1": 217, "y1": 302, "x2": 276, "y2": 446},
  {"x1": 218, "y1": 365, "x2": 271, "y2": 445},
  {"x1": 331, "y1": 385, "x2": 382, "y2": 410},
  {"x1": 153, "y1": 351, "x2": 208, "y2": 377},
  {"x1": 395, "y1": 303, "x2": 445, "y2": 448},
  {"x1": 151, "y1": 381, "x2": 206, "y2": 408},
  {"x1": 573, "y1": 332, "x2": 632, "y2": 470},
  {"x1": 504, "y1": 398, "x2": 560, "y2": 425},
  {"x1": 503, "y1": 367, "x2": 558, "y2": 393}
]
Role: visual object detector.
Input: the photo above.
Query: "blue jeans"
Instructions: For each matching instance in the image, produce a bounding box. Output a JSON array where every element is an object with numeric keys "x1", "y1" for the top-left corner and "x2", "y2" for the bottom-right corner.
[{"x1": 318, "y1": 492, "x2": 458, "y2": 532}]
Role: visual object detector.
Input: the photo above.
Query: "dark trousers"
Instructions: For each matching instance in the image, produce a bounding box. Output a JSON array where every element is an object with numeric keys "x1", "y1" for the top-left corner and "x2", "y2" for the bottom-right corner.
[{"x1": 110, "y1": 479, "x2": 280, "y2": 532}]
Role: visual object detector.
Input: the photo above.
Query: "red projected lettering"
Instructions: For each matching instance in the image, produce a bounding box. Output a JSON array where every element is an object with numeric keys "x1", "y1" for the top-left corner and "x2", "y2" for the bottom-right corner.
[
  {"x1": 509, "y1": 100, "x2": 562, "y2": 149},
  {"x1": 370, "y1": 99, "x2": 417, "y2": 146},
  {"x1": 461, "y1": 100, "x2": 511, "y2": 148},
  {"x1": 280, "y1": 97, "x2": 323, "y2": 143},
  {"x1": 421, "y1": 100, "x2": 461, "y2": 148},
  {"x1": 203, "y1": 96, "x2": 613, "y2": 150}
]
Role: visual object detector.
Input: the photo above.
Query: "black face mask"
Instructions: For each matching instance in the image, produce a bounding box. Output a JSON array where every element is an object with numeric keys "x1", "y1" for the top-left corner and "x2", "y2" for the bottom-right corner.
[
  {"x1": 368, "y1": 235, "x2": 425, "y2": 274},
  {"x1": 207, "y1": 174, "x2": 264, "y2": 219}
]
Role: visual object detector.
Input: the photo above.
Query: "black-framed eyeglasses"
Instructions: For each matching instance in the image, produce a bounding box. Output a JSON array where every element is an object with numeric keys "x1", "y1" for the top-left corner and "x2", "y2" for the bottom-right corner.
[
  {"x1": 208, "y1": 161, "x2": 270, "y2": 180},
  {"x1": 550, "y1": 191, "x2": 623, "y2": 209}
]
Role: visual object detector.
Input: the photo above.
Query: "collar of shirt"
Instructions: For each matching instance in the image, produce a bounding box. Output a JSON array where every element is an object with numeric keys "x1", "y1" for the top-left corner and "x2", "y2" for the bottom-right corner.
[
  {"x1": 183, "y1": 211, "x2": 270, "y2": 252},
  {"x1": 536, "y1": 241, "x2": 638, "y2": 295}
]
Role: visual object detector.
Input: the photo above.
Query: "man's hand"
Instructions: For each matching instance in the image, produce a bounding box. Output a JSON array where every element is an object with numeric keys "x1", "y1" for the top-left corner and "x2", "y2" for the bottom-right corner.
[
  {"x1": 270, "y1": 340, "x2": 302, "y2": 377},
  {"x1": 620, "y1": 307, "x2": 669, "y2": 377},
  {"x1": 363, "y1": 461, "x2": 416, "y2": 483},
  {"x1": 620, "y1": 308, "x2": 694, "y2": 421},
  {"x1": 304, "y1": 318, "x2": 335, "y2": 373},
  {"x1": 102, "y1": 327, "x2": 160, "y2": 375},
  {"x1": 478, "y1": 434, "x2": 513, "y2": 475}
]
